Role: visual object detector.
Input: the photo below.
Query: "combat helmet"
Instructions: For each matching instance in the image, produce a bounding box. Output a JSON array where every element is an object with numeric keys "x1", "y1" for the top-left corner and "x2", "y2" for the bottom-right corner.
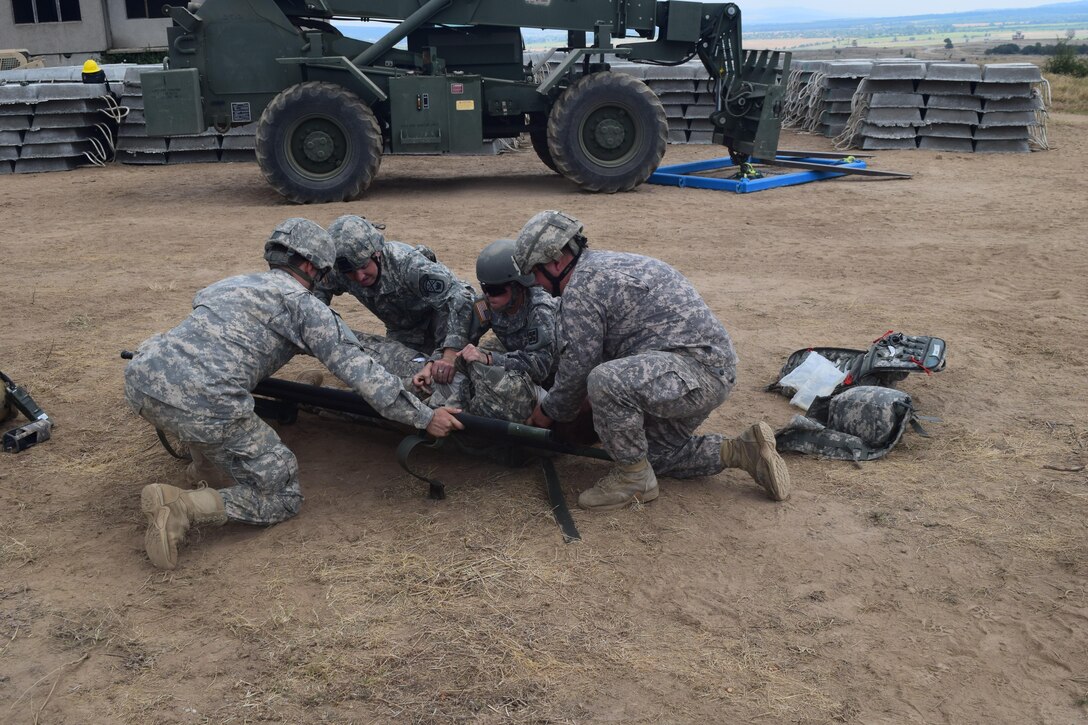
[
  {"x1": 512, "y1": 210, "x2": 585, "y2": 274},
  {"x1": 476, "y1": 239, "x2": 535, "y2": 288},
  {"x1": 328, "y1": 214, "x2": 385, "y2": 273},
  {"x1": 264, "y1": 218, "x2": 335, "y2": 283}
]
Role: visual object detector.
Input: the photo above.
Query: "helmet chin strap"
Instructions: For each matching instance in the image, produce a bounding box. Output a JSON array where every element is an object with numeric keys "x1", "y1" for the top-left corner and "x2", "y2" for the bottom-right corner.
[
  {"x1": 541, "y1": 245, "x2": 582, "y2": 297},
  {"x1": 292, "y1": 263, "x2": 318, "y2": 288},
  {"x1": 272, "y1": 262, "x2": 318, "y2": 290}
]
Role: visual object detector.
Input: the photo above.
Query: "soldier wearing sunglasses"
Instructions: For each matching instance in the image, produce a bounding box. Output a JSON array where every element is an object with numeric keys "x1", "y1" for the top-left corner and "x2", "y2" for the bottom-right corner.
[{"x1": 451, "y1": 238, "x2": 560, "y2": 422}]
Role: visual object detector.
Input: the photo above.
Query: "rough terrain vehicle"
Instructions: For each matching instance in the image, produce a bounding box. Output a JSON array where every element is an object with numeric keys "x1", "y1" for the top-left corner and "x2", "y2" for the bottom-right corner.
[{"x1": 143, "y1": 0, "x2": 789, "y2": 203}]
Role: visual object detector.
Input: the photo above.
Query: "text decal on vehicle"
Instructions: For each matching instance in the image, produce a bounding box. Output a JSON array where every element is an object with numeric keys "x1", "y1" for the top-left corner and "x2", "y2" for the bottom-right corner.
[
  {"x1": 231, "y1": 102, "x2": 252, "y2": 123},
  {"x1": 450, "y1": 83, "x2": 464, "y2": 95}
]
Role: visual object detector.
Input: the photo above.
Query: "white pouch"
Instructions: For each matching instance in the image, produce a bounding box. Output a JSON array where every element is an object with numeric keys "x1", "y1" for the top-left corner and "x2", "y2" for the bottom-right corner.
[{"x1": 777, "y1": 351, "x2": 848, "y2": 411}]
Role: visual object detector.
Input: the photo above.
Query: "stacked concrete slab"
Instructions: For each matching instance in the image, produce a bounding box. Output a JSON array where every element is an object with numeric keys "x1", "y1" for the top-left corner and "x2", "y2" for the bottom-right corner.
[
  {"x1": 816, "y1": 60, "x2": 873, "y2": 137},
  {"x1": 916, "y1": 62, "x2": 982, "y2": 152},
  {"x1": 782, "y1": 59, "x2": 1048, "y2": 153},
  {"x1": 0, "y1": 80, "x2": 122, "y2": 174},
  {"x1": 974, "y1": 63, "x2": 1044, "y2": 153},
  {"x1": 854, "y1": 61, "x2": 928, "y2": 150}
]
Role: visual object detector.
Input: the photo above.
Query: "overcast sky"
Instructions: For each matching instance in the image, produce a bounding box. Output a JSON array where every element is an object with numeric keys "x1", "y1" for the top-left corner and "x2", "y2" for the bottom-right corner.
[{"x1": 757, "y1": 0, "x2": 1054, "y2": 17}]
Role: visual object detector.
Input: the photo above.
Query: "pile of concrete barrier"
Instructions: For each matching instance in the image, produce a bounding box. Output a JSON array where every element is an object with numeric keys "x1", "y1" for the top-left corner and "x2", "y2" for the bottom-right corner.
[
  {"x1": 0, "y1": 64, "x2": 257, "y2": 173},
  {"x1": 0, "y1": 66, "x2": 130, "y2": 174},
  {"x1": 782, "y1": 59, "x2": 1048, "y2": 153}
]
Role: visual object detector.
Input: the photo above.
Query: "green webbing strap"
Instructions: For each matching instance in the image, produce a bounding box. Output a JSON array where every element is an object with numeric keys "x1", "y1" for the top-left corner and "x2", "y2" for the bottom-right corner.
[
  {"x1": 910, "y1": 414, "x2": 941, "y2": 438},
  {"x1": 396, "y1": 432, "x2": 582, "y2": 542},
  {"x1": 396, "y1": 433, "x2": 447, "y2": 500},
  {"x1": 540, "y1": 457, "x2": 581, "y2": 543}
]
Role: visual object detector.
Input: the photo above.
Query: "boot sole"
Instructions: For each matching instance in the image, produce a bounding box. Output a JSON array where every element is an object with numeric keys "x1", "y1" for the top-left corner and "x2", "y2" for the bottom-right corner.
[
  {"x1": 578, "y1": 486, "x2": 659, "y2": 512},
  {"x1": 140, "y1": 485, "x2": 178, "y2": 570},
  {"x1": 754, "y1": 422, "x2": 792, "y2": 501}
]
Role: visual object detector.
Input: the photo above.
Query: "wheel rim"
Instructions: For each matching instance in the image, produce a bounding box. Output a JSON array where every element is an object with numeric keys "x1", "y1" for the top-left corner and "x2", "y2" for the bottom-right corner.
[
  {"x1": 577, "y1": 102, "x2": 641, "y2": 168},
  {"x1": 284, "y1": 114, "x2": 353, "y2": 180}
]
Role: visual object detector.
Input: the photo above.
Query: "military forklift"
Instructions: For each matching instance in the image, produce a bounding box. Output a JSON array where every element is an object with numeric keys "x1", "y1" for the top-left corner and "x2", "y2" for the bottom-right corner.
[{"x1": 142, "y1": 0, "x2": 789, "y2": 204}]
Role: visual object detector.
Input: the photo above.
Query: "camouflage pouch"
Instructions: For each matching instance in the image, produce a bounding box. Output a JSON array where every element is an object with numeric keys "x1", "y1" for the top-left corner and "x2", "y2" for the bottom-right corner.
[
  {"x1": 774, "y1": 386, "x2": 934, "y2": 461},
  {"x1": 767, "y1": 332, "x2": 947, "y2": 399}
]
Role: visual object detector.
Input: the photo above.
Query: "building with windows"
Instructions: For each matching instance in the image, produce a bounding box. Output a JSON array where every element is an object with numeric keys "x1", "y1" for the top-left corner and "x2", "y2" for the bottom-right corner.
[{"x1": 1, "y1": 0, "x2": 171, "y2": 65}]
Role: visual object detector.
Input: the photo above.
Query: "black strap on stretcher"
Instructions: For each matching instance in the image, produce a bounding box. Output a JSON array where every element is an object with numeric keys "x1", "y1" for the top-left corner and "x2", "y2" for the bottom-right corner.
[
  {"x1": 251, "y1": 377, "x2": 600, "y2": 542},
  {"x1": 395, "y1": 433, "x2": 582, "y2": 542}
]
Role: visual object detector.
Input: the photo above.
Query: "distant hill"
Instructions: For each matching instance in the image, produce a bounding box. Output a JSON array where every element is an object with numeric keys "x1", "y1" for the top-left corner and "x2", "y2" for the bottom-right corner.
[
  {"x1": 744, "y1": 0, "x2": 1088, "y2": 34},
  {"x1": 741, "y1": 6, "x2": 845, "y2": 25}
]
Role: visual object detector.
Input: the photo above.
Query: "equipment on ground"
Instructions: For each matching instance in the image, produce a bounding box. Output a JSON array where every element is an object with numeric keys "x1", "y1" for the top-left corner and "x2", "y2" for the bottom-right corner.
[
  {"x1": 649, "y1": 151, "x2": 910, "y2": 194},
  {"x1": 2, "y1": 371, "x2": 53, "y2": 453},
  {"x1": 141, "y1": 0, "x2": 789, "y2": 203},
  {"x1": 766, "y1": 332, "x2": 946, "y2": 462}
]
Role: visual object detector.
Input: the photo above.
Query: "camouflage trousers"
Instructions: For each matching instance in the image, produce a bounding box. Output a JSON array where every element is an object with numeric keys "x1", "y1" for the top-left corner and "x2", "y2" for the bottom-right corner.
[
  {"x1": 460, "y1": 361, "x2": 539, "y2": 423},
  {"x1": 125, "y1": 383, "x2": 302, "y2": 525},
  {"x1": 585, "y1": 351, "x2": 732, "y2": 478},
  {"x1": 355, "y1": 331, "x2": 538, "y2": 423}
]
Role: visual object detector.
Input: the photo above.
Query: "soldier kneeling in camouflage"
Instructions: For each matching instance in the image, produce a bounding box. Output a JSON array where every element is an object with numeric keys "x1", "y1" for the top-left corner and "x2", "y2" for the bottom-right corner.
[
  {"x1": 513, "y1": 211, "x2": 791, "y2": 511},
  {"x1": 318, "y1": 215, "x2": 479, "y2": 389},
  {"x1": 452, "y1": 238, "x2": 560, "y2": 422},
  {"x1": 124, "y1": 219, "x2": 463, "y2": 570}
]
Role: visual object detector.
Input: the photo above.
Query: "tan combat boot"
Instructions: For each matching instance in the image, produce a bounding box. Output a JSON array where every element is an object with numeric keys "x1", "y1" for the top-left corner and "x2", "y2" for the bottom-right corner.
[
  {"x1": 578, "y1": 458, "x2": 659, "y2": 511},
  {"x1": 184, "y1": 448, "x2": 233, "y2": 488},
  {"x1": 141, "y1": 484, "x2": 227, "y2": 570},
  {"x1": 721, "y1": 422, "x2": 791, "y2": 501}
]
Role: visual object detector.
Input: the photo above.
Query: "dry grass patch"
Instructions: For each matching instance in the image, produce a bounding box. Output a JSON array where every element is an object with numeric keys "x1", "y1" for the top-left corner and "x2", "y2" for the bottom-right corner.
[{"x1": 1048, "y1": 73, "x2": 1088, "y2": 114}]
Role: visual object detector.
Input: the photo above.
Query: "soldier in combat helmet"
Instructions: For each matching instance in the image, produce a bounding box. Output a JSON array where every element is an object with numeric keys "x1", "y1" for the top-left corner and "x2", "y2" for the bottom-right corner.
[
  {"x1": 317, "y1": 215, "x2": 479, "y2": 389},
  {"x1": 124, "y1": 218, "x2": 464, "y2": 570},
  {"x1": 451, "y1": 238, "x2": 560, "y2": 422},
  {"x1": 512, "y1": 210, "x2": 791, "y2": 511}
]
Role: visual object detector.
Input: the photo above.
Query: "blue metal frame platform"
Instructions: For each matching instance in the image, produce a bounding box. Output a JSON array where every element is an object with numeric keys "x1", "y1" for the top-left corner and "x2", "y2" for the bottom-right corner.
[{"x1": 648, "y1": 156, "x2": 868, "y2": 193}]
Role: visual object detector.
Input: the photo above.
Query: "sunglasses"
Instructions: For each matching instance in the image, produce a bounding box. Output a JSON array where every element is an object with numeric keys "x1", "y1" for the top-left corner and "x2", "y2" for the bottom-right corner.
[{"x1": 482, "y1": 283, "x2": 510, "y2": 297}]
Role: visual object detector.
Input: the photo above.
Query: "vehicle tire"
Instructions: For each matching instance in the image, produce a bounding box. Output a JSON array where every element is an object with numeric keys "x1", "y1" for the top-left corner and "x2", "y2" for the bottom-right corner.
[
  {"x1": 256, "y1": 81, "x2": 383, "y2": 204},
  {"x1": 529, "y1": 119, "x2": 557, "y2": 173},
  {"x1": 546, "y1": 71, "x2": 667, "y2": 193}
]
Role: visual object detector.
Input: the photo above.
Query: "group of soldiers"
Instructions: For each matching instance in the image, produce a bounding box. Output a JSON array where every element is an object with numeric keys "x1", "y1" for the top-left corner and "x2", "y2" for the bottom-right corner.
[{"x1": 125, "y1": 211, "x2": 791, "y2": 570}]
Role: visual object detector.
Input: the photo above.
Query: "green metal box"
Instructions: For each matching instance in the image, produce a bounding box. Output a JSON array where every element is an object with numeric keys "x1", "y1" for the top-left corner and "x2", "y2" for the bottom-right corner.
[
  {"x1": 141, "y1": 68, "x2": 206, "y2": 137},
  {"x1": 389, "y1": 75, "x2": 482, "y2": 154},
  {"x1": 665, "y1": 2, "x2": 704, "y2": 42}
]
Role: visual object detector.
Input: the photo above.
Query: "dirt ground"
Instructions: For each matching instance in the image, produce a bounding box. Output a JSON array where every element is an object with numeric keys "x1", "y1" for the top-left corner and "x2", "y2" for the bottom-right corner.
[{"x1": 1, "y1": 114, "x2": 1086, "y2": 724}]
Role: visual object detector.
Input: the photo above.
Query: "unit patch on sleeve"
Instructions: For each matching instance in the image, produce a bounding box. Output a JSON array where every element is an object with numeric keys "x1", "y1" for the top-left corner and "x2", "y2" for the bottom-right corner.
[{"x1": 419, "y1": 275, "x2": 448, "y2": 296}]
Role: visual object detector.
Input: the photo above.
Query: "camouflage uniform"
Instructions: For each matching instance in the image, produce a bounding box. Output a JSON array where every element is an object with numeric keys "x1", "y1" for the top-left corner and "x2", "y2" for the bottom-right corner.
[
  {"x1": 353, "y1": 330, "x2": 429, "y2": 387},
  {"x1": 464, "y1": 286, "x2": 559, "y2": 421},
  {"x1": 541, "y1": 250, "x2": 736, "y2": 478},
  {"x1": 125, "y1": 269, "x2": 435, "y2": 525},
  {"x1": 315, "y1": 240, "x2": 478, "y2": 358}
]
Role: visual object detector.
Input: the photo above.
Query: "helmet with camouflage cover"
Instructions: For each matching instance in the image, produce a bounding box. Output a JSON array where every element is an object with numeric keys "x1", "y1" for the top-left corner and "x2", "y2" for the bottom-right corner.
[
  {"x1": 264, "y1": 218, "x2": 335, "y2": 278},
  {"x1": 512, "y1": 210, "x2": 585, "y2": 274},
  {"x1": 328, "y1": 214, "x2": 385, "y2": 273},
  {"x1": 476, "y1": 239, "x2": 535, "y2": 287}
]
